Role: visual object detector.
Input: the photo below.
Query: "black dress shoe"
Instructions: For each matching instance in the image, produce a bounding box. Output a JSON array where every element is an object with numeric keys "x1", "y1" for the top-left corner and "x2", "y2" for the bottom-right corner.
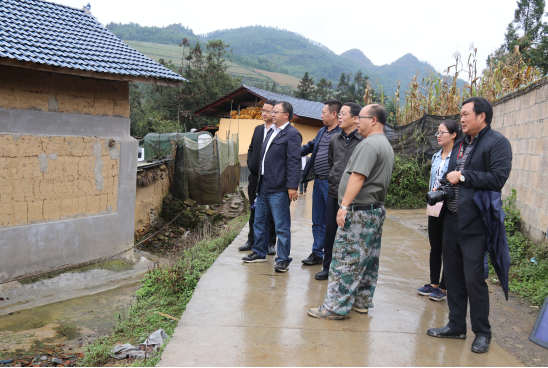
[
  {"x1": 315, "y1": 269, "x2": 329, "y2": 280},
  {"x1": 267, "y1": 243, "x2": 276, "y2": 255},
  {"x1": 302, "y1": 252, "x2": 323, "y2": 265},
  {"x1": 471, "y1": 336, "x2": 491, "y2": 353},
  {"x1": 238, "y1": 241, "x2": 253, "y2": 251},
  {"x1": 427, "y1": 325, "x2": 466, "y2": 339}
]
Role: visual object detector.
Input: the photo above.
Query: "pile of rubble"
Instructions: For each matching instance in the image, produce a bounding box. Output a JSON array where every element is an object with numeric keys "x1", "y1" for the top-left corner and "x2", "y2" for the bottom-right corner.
[
  {"x1": 134, "y1": 192, "x2": 247, "y2": 255},
  {"x1": 0, "y1": 346, "x2": 82, "y2": 367}
]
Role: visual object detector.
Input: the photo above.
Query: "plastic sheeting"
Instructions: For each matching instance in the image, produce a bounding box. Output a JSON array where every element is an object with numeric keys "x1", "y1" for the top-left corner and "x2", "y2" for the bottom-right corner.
[
  {"x1": 384, "y1": 113, "x2": 460, "y2": 158},
  {"x1": 173, "y1": 134, "x2": 240, "y2": 205},
  {"x1": 143, "y1": 132, "x2": 213, "y2": 160},
  {"x1": 110, "y1": 329, "x2": 169, "y2": 360}
]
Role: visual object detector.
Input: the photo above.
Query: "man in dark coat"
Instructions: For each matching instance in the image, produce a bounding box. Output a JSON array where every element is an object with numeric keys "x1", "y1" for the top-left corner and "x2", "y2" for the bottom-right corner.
[
  {"x1": 315, "y1": 102, "x2": 363, "y2": 280},
  {"x1": 242, "y1": 101, "x2": 302, "y2": 273},
  {"x1": 427, "y1": 97, "x2": 512, "y2": 354},
  {"x1": 300, "y1": 99, "x2": 341, "y2": 266},
  {"x1": 238, "y1": 100, "x2": 277, "y2": 255}
]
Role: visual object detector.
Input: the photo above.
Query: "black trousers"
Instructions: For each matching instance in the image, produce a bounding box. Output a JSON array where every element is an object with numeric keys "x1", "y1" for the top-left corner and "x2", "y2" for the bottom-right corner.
[
  {"x1": 428, "y1": 215, "x2": 446, "y2": 290},
  {"x1": 322, "y1": 195, "x2": 340, "y2": 271},
  {"x1": 247, "y1": 172, "x2": 276, "y2": 245},
  {"x1": 443, "y1": 213, "x2": 491, "y2": 337}
]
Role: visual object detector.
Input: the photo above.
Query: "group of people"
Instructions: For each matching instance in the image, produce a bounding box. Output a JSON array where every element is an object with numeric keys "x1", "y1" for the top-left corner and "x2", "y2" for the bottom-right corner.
[{"x1": 238, "y1": 96, "x2": 512, "y2": 355}]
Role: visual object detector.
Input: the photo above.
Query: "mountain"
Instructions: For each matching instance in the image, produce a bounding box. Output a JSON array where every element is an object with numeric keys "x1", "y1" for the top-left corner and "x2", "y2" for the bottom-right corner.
[
  {"x1": 340, "y1": 49, "x2": 374, "y2": 67},
  {"x1": 107, "y1": 23, "x2": 445, "y2": 97}
]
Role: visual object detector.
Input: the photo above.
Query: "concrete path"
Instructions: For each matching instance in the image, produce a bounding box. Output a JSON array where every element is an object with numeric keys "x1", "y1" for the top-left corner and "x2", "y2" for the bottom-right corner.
[{"x1": 160, "y1": 190, "x2": 524, "y2": 367}]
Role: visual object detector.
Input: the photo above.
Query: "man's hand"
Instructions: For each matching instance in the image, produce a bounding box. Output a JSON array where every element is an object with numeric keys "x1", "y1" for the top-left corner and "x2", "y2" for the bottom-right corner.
[
  {"x1": 446, "y1": 171, "x2": 462, "y2": 185},
  {"x1": 336, "y1": 208, "x2": 348, "y2": 227},
  {"x1": 288, "y1": 188, "x2": 298, "y2": 201}
]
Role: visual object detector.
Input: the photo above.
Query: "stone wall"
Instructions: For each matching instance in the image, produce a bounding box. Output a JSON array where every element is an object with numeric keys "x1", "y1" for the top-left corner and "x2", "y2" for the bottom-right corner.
[
  {"x1": 0, "y1": 135, "x2": 119, "y2": 227},
  {"x1": 491, "y1": 76, "x2": 548, "y2": 243},
  {"x1": 135, "y1": 166, "x2": 171, "y2": 234},
  {"x1": 0, "y1": 65, "x2": 130, "y2": 118}
]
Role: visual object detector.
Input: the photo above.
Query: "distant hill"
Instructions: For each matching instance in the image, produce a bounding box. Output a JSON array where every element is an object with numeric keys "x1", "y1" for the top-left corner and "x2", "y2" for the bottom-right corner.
[{"x1": 108, "y1": 23, "x2": 455, "y2": 97}]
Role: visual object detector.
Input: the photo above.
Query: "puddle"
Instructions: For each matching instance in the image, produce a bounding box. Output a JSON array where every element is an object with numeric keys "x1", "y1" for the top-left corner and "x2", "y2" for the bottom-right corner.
[{"x1": 0, "y1": 282, "x2": 140, "y2": 355}]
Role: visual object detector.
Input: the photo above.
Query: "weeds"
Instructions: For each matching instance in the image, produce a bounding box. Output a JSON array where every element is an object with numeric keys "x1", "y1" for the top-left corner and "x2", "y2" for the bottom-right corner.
[
  {"x1": 385, "y1": 153, "x2": 430, "y2": 208},
  {"x1": 499, "y1": 189, "x2": 548, "y2": 305},
  {"x1": 82, "y1": 214, "x2": 249, "y2": 366}
]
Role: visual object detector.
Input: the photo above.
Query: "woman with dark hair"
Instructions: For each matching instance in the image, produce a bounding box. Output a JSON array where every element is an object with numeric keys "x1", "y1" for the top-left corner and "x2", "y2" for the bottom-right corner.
[{"x1": 417, "y1": 119, "x2": 461, "y2": 301}]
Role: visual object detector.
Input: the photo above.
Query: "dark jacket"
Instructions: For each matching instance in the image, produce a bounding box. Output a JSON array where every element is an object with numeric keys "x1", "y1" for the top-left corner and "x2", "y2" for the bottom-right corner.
[
  {"x1": 259, "y1": 123, "x2": 302, "y2": 193},
  {"x1": 327, "y1": 130, "x2": 363, "y2": 198},
  {"x1": 300, "y1": 125, "x2": 340, "y2": 182},
  {"x1": 247, "y1": 124, "x2": 267, "y2": 177},
  {"x1": 442, "y1": 125, "x2": 512, "y2": 235}
]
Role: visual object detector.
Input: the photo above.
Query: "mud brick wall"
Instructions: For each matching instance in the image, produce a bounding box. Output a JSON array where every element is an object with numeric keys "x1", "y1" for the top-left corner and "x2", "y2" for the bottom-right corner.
[
  {"x1": 135, "y1": 167, "x2": 170, "y2": 234},
  {"x1": 0, "y1": 65, "x2": 130, "y2": 118},
  {"x1": 0, "y1": 68, "x2": 137, "y2": 281},
  {"x1": 0, "y1": 135, "x2": 120, "y2": 228},
  {"x1": 491, "y1": 76, "x2": 548, "y2": 243}
]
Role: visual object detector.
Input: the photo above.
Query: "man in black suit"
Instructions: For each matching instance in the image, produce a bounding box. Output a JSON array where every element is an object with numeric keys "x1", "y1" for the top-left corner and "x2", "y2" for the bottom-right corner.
[
  {"x1": 238, "y1": 99, "x2": 277, "y2": 255},
  {"x1": 242, "y1": 101, "x2": 302, "y2": 272}
]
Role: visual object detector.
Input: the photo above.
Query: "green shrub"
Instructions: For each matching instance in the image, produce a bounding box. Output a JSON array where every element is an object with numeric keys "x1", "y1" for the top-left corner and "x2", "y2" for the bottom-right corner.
[
  {"x1": 499, "y1": 189, "x2": 548, "y2": 305},
  {"x1": 385, "y1": 153, "x2": 430, "y2": 208}
]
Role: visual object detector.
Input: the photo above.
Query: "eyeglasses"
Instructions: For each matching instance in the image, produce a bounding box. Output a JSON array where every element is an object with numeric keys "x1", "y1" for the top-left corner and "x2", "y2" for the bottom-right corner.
[
  {"x1": 358, "y1": 116, "x2": 373, "y2": 120},
  {"x1": 271, "y1": 110, "x2": 285, "y2": 115},
  {"x1": 434, "y1": 132, "x2": 451, "y2": 137},
  {"x1": 338, "y1": 113, "x2": 352, "y2": 117}
]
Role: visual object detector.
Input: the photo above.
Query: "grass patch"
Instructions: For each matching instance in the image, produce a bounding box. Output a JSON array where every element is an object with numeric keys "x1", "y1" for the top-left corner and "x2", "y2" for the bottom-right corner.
[
  {"x1": 385, "y1": 153, "x2": 430, "y2": 208},
  {"x1": 82, "y1": 214, "x2": 249, "y2": 367},
  {"x1": 492, "y1": 189, "x2": 548, "y2": 305}
]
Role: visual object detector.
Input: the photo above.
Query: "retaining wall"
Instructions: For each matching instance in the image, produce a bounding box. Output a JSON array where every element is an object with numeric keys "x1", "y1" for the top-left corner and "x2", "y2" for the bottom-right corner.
[{"x1": 492, "y1": 77, "x2": 548, "y2": 243}]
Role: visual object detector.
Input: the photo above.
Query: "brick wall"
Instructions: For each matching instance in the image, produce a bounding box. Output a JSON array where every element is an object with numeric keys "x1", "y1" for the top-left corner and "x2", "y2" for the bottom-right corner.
[
  {"x1": 491, "y1": 76, "x2": 548, "y2": 243},
  {"x1": 0, "y1": 134, "x2": 120, "y2": 228},
  {"x1": 0, "y1": 65, "x2": 130, "y2": 118}
]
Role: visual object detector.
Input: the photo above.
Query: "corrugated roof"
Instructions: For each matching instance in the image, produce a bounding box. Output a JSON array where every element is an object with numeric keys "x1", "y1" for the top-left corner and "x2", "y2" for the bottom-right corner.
[
  {"x1": 0, "y1": 0, "x2": 185, "y2": 82},
  {"x1": 194, "y1": 84, "x2": 324, "y2": 120}
]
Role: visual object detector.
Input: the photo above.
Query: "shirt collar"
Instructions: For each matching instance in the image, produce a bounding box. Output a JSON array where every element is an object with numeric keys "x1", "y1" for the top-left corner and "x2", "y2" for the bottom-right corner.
[
  {"x1": 341, "y1": 129, "x2": 357, "y2": 139},
  {"x1": 275, "y1": 121, "x2": 290, "y2": 131}
]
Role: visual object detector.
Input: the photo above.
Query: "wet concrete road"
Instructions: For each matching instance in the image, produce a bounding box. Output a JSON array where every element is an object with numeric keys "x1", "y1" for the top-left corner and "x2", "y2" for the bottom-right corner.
[{"x1": 160, "y1": 190, "x2": 524, "y2": 366}]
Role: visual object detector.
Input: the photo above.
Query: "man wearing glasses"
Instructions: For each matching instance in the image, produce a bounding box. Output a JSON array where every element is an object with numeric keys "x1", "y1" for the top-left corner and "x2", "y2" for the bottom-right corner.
[
  {"x1": 242, "y1": 102, "x2": 302, "y2": 273},
  {"x1": 300, "y1": 99, "x2": 342, "y2": 266},
  {"x1": 308, "y1": 104, "x2": 394, "y2": 319},
  {"x1": 238, "y1": 99, "x2": 278, "y2": 256}
]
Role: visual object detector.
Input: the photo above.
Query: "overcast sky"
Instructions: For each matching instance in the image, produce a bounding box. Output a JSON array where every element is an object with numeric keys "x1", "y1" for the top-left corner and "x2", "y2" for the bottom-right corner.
[{"x1": 56, "y1": 0, "x2": 536, "y2": 75}]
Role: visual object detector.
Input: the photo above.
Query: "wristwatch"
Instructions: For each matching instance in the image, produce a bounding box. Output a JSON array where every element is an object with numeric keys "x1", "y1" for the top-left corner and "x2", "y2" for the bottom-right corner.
[
  {"x1": 340, "y1": 205, "x2": 350, "y2": 210},
  {"x1": 460, "y1": 174, "x2": 465, "y2": 182}
]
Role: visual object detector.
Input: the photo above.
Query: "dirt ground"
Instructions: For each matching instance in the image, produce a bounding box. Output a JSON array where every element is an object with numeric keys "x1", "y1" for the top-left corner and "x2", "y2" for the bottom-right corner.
[{"x1": 387, "y1": 209, "x2": 548, "y2": 367}]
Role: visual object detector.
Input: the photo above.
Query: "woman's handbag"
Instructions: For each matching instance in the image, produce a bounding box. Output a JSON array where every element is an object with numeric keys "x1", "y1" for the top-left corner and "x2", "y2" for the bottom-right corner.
[{"x1": 427, "y1": 201, "x2": 443, "y2": 217}]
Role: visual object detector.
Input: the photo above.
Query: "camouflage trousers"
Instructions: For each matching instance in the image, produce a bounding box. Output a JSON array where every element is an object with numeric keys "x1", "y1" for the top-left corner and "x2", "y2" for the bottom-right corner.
[{"x1": 323, "y1": 207, "x2": 386, "y2": 316}]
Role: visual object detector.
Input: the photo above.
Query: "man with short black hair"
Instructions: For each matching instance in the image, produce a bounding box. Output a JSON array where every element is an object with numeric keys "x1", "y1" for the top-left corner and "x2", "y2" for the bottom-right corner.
[
  {"x1": 300, "y1": 99, "x2": 342, "y2": 266},
  {"x1": 239, "y1": 100, "x2": 277, "y2": 255},
  {"x1": 427, "y1": 97, "x2": 512, "y2": 354},
  {"x1": 242, "y1": 101, "x2": 302, "y2": 273},
  {"x1": 308, "y1": 104, "x2": 394, "y2": 319},
  {"x1": 315, "y1": 102, "x2": 363, "y2": 281}
]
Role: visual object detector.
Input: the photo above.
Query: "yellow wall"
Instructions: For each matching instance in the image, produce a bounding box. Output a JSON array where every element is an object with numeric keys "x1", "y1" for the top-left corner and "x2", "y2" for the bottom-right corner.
[
  {"x1": 0, "y1": 65, "x2": 130, "y2": 118},
  {"x1": 135, "y1": 167, "x2": 170, "y2": 234},
  {"x1": 0, "y1": 135, "x2": 120, "y2": 228},
  {"x1": 216, "y1": 118, "x2": 321, "y2": 157}
]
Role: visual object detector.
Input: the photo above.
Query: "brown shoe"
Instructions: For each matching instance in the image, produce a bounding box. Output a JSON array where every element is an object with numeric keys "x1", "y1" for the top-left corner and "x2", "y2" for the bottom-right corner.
[
  {"x1": 307, "y1": 305, "x2": 346, "y2": 320},
  {"x1": 351, "y1": 305, "x2": 369, "y2": 314}
]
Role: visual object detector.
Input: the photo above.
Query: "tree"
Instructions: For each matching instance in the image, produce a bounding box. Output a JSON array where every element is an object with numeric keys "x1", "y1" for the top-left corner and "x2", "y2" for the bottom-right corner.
[
  {"x1": 335, "y1": 72, "x2": 352, "y2": 102},
  {"x1": 294, "y1": 72, "x2": 315, "y2": 99},
  {"x1": 493, "y1": 0, "x2": 547, "y2": 74},
  {"x1": 314, "y1": 78, "x2": 333, "y2": 101}
]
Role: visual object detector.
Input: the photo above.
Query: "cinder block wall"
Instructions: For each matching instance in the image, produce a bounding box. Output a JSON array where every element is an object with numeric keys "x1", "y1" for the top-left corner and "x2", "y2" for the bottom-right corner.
[
  {"x1": 0, "y1": 66, "x2": 137, "y2": 281},
  {"x1": 491, "y1": 77, "x2": 548, "y2": 243}
]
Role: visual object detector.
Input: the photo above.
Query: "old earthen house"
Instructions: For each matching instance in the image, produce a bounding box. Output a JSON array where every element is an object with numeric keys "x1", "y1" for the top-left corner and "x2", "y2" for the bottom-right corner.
[{"x1": 0, "y1": 0, "x2": 183, "y2": 281}]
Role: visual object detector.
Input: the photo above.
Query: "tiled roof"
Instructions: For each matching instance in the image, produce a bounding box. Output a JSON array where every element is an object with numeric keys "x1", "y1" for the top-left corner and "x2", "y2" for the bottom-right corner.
[
  {"x1": 0, "y1": 0, "x2": 184, "y2": 82},
  {"x1": 194, "y1": 84, "x2": 324, "y2": 121},
  {"x1": 243, "y1": 85, "x2": 324, "y2": 120}
]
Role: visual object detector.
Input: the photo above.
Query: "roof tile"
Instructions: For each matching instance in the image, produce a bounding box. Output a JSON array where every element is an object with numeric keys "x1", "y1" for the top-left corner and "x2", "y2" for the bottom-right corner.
[{"x1": 0, "y1": 0, "x2": 184, "y2": 82}]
